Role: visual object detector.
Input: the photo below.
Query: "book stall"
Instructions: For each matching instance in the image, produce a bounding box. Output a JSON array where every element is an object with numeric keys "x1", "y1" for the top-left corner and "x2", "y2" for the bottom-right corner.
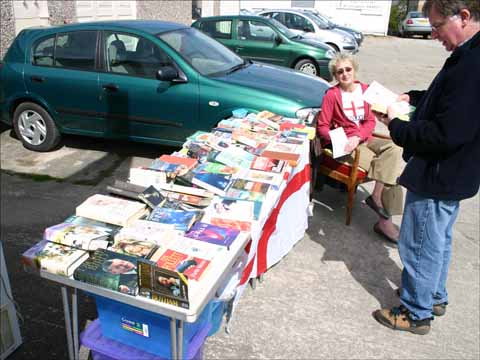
[{"x1": 21, "y1": 109, "x2": 315, "y2": 360}]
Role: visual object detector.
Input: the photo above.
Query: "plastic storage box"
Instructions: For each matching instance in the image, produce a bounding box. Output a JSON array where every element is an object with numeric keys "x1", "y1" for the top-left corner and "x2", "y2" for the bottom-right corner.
[
  {"x1": 80, "y1": 319, "x2": 208, "y2": 360},
  {"x1": 93, "y1": 295, "x2": 212, "y2": 358}
]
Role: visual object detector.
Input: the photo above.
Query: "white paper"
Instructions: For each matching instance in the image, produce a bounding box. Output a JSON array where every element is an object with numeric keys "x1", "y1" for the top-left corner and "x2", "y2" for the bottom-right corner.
[
  {"x1": 329, "y1": 127, "x2": 349, "y2": 159},
  {"x1": 363, "y1": 81, "x2": 411, "y2": 116}
]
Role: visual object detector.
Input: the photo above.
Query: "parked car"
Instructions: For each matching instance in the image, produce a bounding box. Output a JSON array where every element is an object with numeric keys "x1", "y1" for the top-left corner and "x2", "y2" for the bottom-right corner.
[
  {"x1": 398, "y1": 11, "x2": 431, "y2": 38},
  {"x1": 0, "y1": 20, "x2": 330, "y2": 152},
  {"x1": 257, "y1": 8, "x2": 358, "y2": 53},
  {"x1": 192, "y1": 15, "x2": 335, "y2": 79},
  {"x1": 303, "y1": 9, "x2": 364, "y2": 46}
]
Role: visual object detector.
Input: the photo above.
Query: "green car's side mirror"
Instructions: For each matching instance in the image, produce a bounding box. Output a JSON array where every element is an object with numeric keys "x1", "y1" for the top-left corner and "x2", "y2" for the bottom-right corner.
[
  {"x1": 156, "y1": 66, "x2": 178, "y2": 82},
  {"x1": 275, "y1": 35, "x2": 283, "y2": 45}
]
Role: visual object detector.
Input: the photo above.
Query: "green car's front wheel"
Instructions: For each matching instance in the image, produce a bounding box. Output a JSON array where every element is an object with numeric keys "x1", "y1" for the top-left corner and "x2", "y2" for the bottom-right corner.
[
  {"x1": 294, "y1": 59, "x2": 318, "y2": 77},
  {"x1": 13, "y1": 102, "x2": 61, "y2": 152}
]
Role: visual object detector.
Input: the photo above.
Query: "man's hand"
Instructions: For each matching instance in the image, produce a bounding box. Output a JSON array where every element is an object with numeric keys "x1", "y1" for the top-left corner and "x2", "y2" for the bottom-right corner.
[{"x1": 344, "y1": 136, "x2": 360, "y2": 153}]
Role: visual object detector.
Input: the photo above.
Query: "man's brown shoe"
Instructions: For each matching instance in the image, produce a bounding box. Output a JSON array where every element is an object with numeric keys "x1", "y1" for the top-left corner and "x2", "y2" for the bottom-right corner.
[
  {"x1": 373, "y1": 305, "x2": 431, "y2": 335},
  {"x1": 396, "y1": 288, "x2": 447, "y2": 316}
]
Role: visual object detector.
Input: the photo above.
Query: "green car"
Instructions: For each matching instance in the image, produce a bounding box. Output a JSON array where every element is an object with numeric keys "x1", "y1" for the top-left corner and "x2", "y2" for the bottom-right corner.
[
  {"x1": 192, "y1": 15, "x2": 335, "y2": 80},
  {"x1": 0, "y1": 20, "x2": 329, "y2": 152}
]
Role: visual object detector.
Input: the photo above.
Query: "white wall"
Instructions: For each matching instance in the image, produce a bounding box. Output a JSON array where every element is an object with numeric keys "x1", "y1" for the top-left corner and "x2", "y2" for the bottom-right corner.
[
  {"x1": 220, "y1": 0, "x2": 240, "y2": 15},
  {"x1": 76, "y1": 0, "x2": 136, "y2": 23},
  {"x1": 200, "y1": 0, "x2": 216, "y2": 17},
  {"x1": 237, "y1": 0, "x2": 392, "y2": 35},
  {"x1": 13, "y1": 0, "x2": 49, "y2": 35}
]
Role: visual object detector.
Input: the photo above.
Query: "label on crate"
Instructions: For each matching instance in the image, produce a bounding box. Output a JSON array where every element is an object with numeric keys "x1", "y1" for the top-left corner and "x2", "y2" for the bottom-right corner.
[{"x1": 121, "y1": 317, "x2": 150, "y2": 337}]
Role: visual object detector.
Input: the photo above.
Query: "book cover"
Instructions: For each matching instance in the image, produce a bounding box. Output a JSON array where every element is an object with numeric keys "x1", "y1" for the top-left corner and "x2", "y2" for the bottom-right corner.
[
  {"x1": 192, "y1": 162, "x2": 237, "y2": 175},
  {"x1": 137, "y1": 260, "x2": 189, "y2": 309},
  {"x1": 250, "y1": 156, "x2": 286, "y2": 173},
  {"x1": 147, "y1": 207, "x2": 199, "y2": 232},
  {"x1": 156, "y1": 182, "x2": 213, "y2": 198},
  {"x1": 185, "y1": 222, "x2": 240, "y2": 248},
  {"x1": 161, "y1": 190, "x2": 212, "y2": 207},
  {"x1": 22, "y1": 240, "x2": 89, "y2": 277},
  {"x1": 73, "y1": 249, "x2": 139, "y2": 295},
  {"x1": 114, "y1": 219, "x2": 179, "y2": 247},
  {"x1": 209, "y1": 217, "x2": 252, "y2": 232},
  {"x1": 191, "y1": 172, "x2": 232, "y2": 196},
  {"x1": 76, "y1": 194, "x2": 148, "y2": 227},
  {"x1": 234, "y1": 168, "x2": 284, "y2": 187},
  {"x1": 212, "y1": 146, "x2": 255, "y2": 169},
  {"x1": 261, "y1": 142, "x2": 300, "y2": 162},
  {"x1": 158, "y1": 154, "x2": 198, "y2": 171},
  {"x1": 210, "y1": 197, "x2": 262, "y2": 221},
  {"x1": 109, "y1": 238, "x2": 158, "y2": 259},
  {"x1": 129, "y1": 167, "x2": 169, "y2": 187},
  {"x1": 227, "y1": 178, "x2": 270, "y2": 195},
  {"x1": 224, "y1": 188, "x2": 266, "y2": 202},
  {"x1": 148, "y1": 237, "x2": 223, "y2": 281},
  {"x1": 43, "y1": 222, "x2": 112, "y2": 251},
  {"x1": 138, "y1": 185, "x2": 167, "y2": 209}
]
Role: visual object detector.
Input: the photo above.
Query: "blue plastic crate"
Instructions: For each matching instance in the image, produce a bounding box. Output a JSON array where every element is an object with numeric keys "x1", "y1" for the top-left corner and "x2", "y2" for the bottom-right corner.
[
  {"x1": 81, "y1": 319, "x2": 208, "y2": 360},
  {"x1": 93, "y1": 295, "x2": 212, "y2": 358}
]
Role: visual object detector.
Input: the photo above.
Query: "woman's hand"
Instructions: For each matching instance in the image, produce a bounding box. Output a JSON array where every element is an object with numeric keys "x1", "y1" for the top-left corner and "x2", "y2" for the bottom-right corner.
[
  {"x1": 397, "y1": 93, "x2": 410, "y2": 103},
  {"x1": 344, "y1": 136, "x2": 360, "y2": 153}
]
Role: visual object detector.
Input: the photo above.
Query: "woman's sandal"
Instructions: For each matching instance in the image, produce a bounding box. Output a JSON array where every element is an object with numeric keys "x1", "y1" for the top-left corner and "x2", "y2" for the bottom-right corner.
[{"x1": 365, "y1": 196, "x2": 391, "y2": 219}]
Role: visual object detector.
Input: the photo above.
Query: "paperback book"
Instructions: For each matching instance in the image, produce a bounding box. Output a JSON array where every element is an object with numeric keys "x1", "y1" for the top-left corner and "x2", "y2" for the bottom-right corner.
[
  {"x1": 137, "y1": 260, "x2": 189, "y2": 309},
  {"x1": 113, "y1": 219, "x2": 179, "y2": 247},
  {"x1": 250, "y1": 156, "x2": 286, "y2": 173},
  {"x1": 137, "y1": 185, "x2": 167, "y2": 209},
  {"x1": 76, "y1": 194, "x2": 149, "y2": 227},
  {"x1": 129, "y1": 167, "x2": 168, "y2": 188},
  {"x1": 158, "y1": 154, "x2": 198, "y2": 171},
  {"x1": 191, "y1": 172, "x2": 232, "y2": 196},
  {"x1": 22, "y1": 240, "x2": 89, "y2": 277},
  {"x1": 73, "y1": 249, "x2": 139, "y2": 295},
  {"x1": 43, "y1": 222, "x2": 112, "y2": 251},
  {"x1": 192, "y1": 162, "x2": 237, "y2": 175},
  {"x1": 109, "y1": 238, "x2": 158, "y2": 259},
  {"x1": 147, "y1": 207, "x2": 200, "y2": 232},
  {"x1": 261, "y1": 142, "x2": 300, "y2": 162},
  {"x1": 209, "y1": 197, "x2": 262, "y2": 221},
  {"x1": 185, "y1": 221, "x2": 240, "y2": 249}
]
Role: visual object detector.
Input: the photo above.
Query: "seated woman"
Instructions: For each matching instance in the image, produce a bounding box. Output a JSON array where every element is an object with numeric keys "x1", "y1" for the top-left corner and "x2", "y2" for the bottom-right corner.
[{"x1": 317, "y1": 53, "x2": 404, "y2": 243}]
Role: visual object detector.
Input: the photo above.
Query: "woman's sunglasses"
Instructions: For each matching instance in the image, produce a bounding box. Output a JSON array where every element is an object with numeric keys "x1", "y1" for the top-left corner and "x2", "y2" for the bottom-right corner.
[{"x1": 336, "y1": 67, "x2": 353, "y2": 75}]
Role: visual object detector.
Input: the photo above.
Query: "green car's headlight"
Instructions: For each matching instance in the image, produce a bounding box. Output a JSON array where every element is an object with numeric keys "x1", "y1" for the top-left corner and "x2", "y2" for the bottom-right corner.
[
  {"x1": 296, "y1": 107, "x2": 321, "y2": 123},
  {"x1": 325, "y1": 49, "x2": 335, "y2": 59}
]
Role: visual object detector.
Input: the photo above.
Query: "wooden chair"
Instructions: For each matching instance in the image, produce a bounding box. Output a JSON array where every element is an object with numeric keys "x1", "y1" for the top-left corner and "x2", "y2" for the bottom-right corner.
[{"x1": 317, "y1": 133, "x2": 390, "y2": 225}]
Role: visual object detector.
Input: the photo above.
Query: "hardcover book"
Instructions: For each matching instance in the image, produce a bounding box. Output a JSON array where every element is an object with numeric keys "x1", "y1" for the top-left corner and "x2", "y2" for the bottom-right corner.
[
  {"x1": 191, "y1": 172, "x2": 232, "y2": 196},
  {"x1": 22, "y1": 240, "x2": 89, "y2": 277},
  {"x1": 137, "y1": 260, "x2": 189, "y2": 309},
  {"x1": 73, "y1": 249, "x2": 139, "y2": 295},
  {"x1": 76, "y1": 194, "x2": 149, "y2": 227},
  {"x1": 185, "y1": 222, "x2": 240, "y2": 248},
  {"x1": 147, "y1": 207, "x2": 199, "y2": 232},
  {"x1": 43, "y1": 222, "x2": 112, "y2": 251}
]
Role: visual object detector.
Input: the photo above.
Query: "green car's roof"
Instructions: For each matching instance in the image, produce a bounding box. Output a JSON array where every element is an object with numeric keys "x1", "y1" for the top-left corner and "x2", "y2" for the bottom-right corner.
[
  {"x1": 195, "y1": 15, "x2": 268, "y2": 21},
  {"x1": 41, "y1": 20, "x2": 189, "y2": 35}
]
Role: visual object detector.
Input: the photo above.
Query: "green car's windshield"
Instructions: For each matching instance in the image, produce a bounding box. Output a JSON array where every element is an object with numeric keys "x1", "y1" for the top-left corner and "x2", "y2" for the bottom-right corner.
[
  {"x1": 157, "y1": 27, "x2": 244, "y2": 76},
  {"x1": 267, "y1": 18, "x2": 296, "y2": 39}
]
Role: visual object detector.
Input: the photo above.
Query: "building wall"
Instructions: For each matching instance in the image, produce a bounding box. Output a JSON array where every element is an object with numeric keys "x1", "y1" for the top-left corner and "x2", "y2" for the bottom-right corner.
[
  {"x1": 48, "y1": 0, "x2": 76, "y2": 25},
  {"x1": 1, "y1": 0, "x2": 15, "y2": 60},
  {"x1": 136, "y1": 0, "x2": 191, "y2": 25}
]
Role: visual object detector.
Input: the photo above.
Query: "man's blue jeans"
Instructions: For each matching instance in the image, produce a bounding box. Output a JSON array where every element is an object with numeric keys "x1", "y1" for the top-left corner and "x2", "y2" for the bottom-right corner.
[{"x1": 398, "y1": 190, "x2": 460, "y2": 320}]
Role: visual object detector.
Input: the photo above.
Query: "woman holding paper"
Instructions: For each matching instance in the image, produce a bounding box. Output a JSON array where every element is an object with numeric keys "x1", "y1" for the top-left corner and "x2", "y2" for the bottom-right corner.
[{"x1": 316, "y1": 53, "x2": 404, "y2": 243}]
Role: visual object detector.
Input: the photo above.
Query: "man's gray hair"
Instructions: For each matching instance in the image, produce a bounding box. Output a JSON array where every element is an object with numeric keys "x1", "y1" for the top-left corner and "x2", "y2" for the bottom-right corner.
[
  {"x1": 328, "y1": 52, "x2": 359, "y2": 78},
  {"x1": 423, "y1": 0, "x2": 480, "y2": 22}
]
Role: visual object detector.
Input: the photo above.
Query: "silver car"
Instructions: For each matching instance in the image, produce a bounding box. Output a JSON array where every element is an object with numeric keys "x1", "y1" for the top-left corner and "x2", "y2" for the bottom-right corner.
[
  {"x1": 398, "y1": 11, "x2": 432, "y2": 38},
  {"x1": 258, "y1": 8, "x2": 358, "y2": 53}
]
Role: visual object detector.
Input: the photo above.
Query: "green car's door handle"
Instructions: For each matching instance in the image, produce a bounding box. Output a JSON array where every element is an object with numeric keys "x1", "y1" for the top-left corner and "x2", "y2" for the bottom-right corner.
[
  {"x1": 235, "y1": 47, "x2": 244, "y2": 52},
  {"x1": 30, "y1": 76, "x2": 45, "y2": 83},
  {"x1": 102, "y1": 83, "x2": 119, "y2": 92}
]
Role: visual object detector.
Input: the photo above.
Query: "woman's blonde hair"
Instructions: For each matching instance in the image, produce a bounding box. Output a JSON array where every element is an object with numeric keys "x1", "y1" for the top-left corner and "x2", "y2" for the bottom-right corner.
[{"x1": 328, "y1": 52, "x2": 359, "y2": 78}]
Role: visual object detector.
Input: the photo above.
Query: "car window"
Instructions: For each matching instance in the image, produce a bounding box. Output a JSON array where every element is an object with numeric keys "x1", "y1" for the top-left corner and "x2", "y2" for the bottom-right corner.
[
  {"x1": 284, "y1": 13, "x2": 314, "y2": 32},
  {"x1": 410, "y1": 12, "x2": 424, "y2": 19},
  {"x1": 237, "y1": 20, "x2": 276, "y2": 42},
  {"x1": 104, "y1": 32, "x2": 172, "y2": 79},
  {"x1": 55, "y1": 31, "x2": 97, "y2": 70},
  {"x1": 306, "y1": 13, "x2": 330, "y2": 29},
  {"x1": 199, "y1": 20, "x2": 232, "y2": 39},
  {"x1": 158, "y1": 27, "x2": 243, "y2": 76},
  {"x1": 32, "y1": 35, "x2": 55, "y2": 66}
]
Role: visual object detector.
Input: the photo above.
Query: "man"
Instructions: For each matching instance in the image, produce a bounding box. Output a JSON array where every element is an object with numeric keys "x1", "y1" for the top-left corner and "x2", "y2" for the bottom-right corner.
[{"x1": 373, "y1": 0, "x2": 480, "y2": 335}]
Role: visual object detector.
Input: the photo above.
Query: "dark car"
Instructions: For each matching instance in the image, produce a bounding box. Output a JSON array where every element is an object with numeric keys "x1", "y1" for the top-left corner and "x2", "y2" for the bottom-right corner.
[
  {"x1": 192, "y1": 15, "x2": 335, "y2": 80},
  {"x1": 0, "y1": 20, "x2": 329, "y2": 152}
]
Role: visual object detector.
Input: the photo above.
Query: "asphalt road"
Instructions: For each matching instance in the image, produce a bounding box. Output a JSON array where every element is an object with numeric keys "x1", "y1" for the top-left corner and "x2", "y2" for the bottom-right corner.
[{"x1": 1, "y1": 35, "x2": 478, "y2": 359}]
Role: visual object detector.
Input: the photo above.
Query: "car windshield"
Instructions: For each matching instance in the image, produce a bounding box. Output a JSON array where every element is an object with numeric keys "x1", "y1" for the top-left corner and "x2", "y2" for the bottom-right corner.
[
  {"x1": 157, "y1": 27, "x2": 244, "y2": 76},
  {"x1": 304, "y1": 12, "x2": 332, "y2": 29},
  {"x1": 410, "y1": 12, "x2": 424, "y2": 19},
  {"x1": 267, "y1": 18, "x2": 297, "y2": 38}
]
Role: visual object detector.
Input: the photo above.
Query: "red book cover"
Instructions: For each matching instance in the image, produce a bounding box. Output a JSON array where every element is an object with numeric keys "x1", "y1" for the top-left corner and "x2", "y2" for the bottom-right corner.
[
  {"x1": 210, "y1": 217, "x2": 252, "y2": 232},
  {"x1": 153, "y1": 249, "x2": 210, "y2": 281},
  {"x1": 158, "y1": 155, "x2": 198, "y2": 170}
]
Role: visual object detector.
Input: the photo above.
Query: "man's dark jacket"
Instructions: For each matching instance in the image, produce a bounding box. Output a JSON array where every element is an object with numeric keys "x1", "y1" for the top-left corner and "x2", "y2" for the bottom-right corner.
[{"x1": 388, "y1": 30, "x2": 480, "y2": 201}]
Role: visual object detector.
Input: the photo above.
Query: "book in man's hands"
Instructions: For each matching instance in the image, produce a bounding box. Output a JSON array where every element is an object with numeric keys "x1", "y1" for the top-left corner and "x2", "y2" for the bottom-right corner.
[
  {"x1": 22, "y1": 240, "x2": 89, "y2": 276},
  {"x1": 73, "y1": 249, "x2": 139, "y2": 295},
  {"x1": 363, "y1": 80, "x2": 414, "y2": 120},
  {"x1": 76, "y1": 194, "x2": 149, "y2": 227},
  {"x1": 137, "y1": 260, "x2": 189, "y2": 309}
]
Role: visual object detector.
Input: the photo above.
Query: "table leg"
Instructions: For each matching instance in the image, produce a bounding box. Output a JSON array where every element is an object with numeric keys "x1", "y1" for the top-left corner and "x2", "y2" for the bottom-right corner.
[
  {"x1": 72, "y1": 288, "x2": 79, "y2": 360},
  {"x1": 170, "y1": 318, "x2": 177, "y2": 360},
  {"x1": 61, "y1": 286, "x2": 75, "y2": 360},
  {"x1": 177, "y1": 320, "x2": 184, "y2": 360}
]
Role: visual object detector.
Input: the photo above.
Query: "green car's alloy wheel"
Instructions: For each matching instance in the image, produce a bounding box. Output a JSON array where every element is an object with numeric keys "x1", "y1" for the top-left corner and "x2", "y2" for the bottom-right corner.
[
  {"x1": 13, "y1": 102, "x2": 61, "y2": 152},
  {"x1": 294, "y1": 59, "x2": 318, "y2": 76}
]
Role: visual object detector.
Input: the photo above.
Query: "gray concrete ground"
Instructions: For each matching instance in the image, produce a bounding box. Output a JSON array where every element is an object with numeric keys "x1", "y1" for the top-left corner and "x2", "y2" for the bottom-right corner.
[{"x1": 1, "y1": 35, "x2": 479, "y2": 359}]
